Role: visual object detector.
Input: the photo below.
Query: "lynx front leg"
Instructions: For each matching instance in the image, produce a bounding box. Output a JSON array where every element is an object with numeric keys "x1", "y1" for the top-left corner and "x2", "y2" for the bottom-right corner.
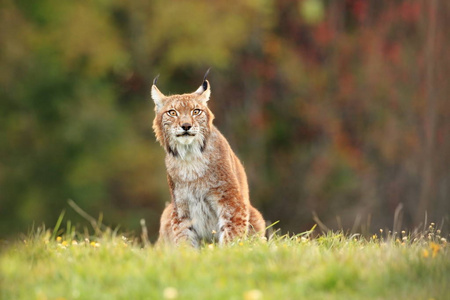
[
  {"x1": 158, "y1": 203, "x2": 197, "y2": 247},
  {"x1": 170, "y1": 205, "x2": 200, "y2": 248},
  {"x1": 171, "y1": 219, "x2": 199, "y2": 248},
  {"x1": 218, "y1": 196, "x2": 249, "y2": 245}
]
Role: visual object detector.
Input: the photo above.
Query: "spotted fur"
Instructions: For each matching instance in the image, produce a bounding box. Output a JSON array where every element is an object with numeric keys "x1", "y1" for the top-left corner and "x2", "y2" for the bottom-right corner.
[{"x1": 152, "y1": 78, "x2": 265, "y2": 247}]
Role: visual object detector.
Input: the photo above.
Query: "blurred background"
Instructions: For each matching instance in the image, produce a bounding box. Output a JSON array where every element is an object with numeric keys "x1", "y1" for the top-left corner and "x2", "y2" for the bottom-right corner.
[{"x1": 1, "y1": 0, "x2": 449, "y2": 240}]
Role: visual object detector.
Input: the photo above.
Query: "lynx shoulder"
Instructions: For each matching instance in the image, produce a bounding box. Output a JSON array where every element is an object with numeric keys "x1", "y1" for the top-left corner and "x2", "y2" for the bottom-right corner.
[{"x1": 151, "y1": 73, "x2": 265, "y2": 247}]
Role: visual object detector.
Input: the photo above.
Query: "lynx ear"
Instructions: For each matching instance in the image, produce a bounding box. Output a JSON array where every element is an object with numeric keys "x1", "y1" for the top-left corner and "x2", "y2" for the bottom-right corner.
[
  {"x1": 194, "y1": 79, "x2": 211, "y2": 104},
  {"x1": 151, "y1": 75, "x2": 166, "y2": 111},
  {"x1": 194, "y1": 68, "x2": 211, "y2": 104}
]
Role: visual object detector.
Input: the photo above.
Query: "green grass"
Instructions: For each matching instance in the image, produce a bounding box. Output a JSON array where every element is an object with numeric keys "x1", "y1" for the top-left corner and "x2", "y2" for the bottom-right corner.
[{"x1": 1, "y1": 225, "x2": 449, "y2": 300}]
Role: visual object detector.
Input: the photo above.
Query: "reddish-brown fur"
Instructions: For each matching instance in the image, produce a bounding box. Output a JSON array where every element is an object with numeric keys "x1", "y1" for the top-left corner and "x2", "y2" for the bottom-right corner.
[{"x1": 151, "y1": 78, "x2": 265, "y2": 247}]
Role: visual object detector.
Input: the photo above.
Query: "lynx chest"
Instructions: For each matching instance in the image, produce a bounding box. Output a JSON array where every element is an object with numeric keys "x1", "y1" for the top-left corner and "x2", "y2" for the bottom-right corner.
[
  {"x1": 173, "y1": 182, "x2": 219, "y2": 242},
  {"x1": 166, "y1": 151, "x2": 210, "y2": 182}
]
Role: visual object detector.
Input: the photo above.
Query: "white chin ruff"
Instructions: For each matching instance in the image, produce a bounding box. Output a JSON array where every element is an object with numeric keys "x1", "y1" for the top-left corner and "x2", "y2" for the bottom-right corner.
[
  {"x1": 169, "y1": 134, "x2": 204, "y2": 160},
  {"x1": 177, "y1": 135, "x2": 196, "y2": 145}
]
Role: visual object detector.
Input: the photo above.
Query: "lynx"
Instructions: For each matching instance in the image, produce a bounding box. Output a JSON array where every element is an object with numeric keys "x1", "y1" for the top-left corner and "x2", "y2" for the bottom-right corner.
[{"x1": 151, "y1": 72, "x2": 265, "y2": 247}]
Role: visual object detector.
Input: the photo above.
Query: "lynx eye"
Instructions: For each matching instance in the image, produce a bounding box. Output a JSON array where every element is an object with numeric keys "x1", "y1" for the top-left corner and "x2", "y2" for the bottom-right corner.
[
  {"x1": 167, "y1": 110, "x2": 177, "y2": 117},
  {"x1": 192, "y1": 109, "x2": 201, "y2": 116}
]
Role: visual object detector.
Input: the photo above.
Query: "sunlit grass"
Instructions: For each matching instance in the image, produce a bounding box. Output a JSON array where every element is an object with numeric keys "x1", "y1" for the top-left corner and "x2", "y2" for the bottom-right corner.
[{"x1": 1, "y1": 223, "x2": 449, "y2": 300}]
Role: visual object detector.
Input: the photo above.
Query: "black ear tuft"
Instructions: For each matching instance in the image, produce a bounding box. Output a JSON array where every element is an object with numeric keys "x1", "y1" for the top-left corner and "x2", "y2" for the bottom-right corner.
[
  {"x1": 153, "y1": 74, "x2": 160, "y2": 85},
  {"x1": 202, "y1": 80, "x2": 208, "y2": 91},
  {"x1": 203, "y1": 68, "x2": 211, "y2": 82}
]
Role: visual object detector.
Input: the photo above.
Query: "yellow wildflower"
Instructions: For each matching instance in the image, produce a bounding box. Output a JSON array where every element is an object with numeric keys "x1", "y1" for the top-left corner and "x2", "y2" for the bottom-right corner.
[
  {"x1": 163, "y1": 287, "x2": 178, "y2": 300},
  {"x1": 244, "y1": 289, "x2": 263, "y2": 300},
  {"x1": 56, "y1": 236, "x2": 62, "y2": 242},
  {"x1": 422, "y1": 249, "x2": 429, "y2": 258},
  {"x1": 61, "y1": 241, "x2": 68, "y2": 246},
  {"x1": 430, "y1": 242, "x2": 440, "y2": 258},
  {"x1": 90, "y1": 241, "x2": 101, "y2": 248}
]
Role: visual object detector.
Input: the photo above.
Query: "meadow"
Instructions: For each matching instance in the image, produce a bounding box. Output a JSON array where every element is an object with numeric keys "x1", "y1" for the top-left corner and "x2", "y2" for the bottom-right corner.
[{"x1": 1, "y1": 220, "x2": 448, "y2": 300}]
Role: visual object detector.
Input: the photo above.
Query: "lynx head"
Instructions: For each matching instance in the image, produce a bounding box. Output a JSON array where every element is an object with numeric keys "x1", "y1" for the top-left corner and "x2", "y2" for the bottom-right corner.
[{"x1": 151, "y1": 74, "x2": 215, "y2": 159}]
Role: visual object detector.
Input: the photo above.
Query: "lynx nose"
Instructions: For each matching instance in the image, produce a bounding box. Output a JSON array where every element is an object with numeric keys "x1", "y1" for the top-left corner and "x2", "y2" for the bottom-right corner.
[{"x1": 181, "y1": 123, "x2": 192, "y2": 131}]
